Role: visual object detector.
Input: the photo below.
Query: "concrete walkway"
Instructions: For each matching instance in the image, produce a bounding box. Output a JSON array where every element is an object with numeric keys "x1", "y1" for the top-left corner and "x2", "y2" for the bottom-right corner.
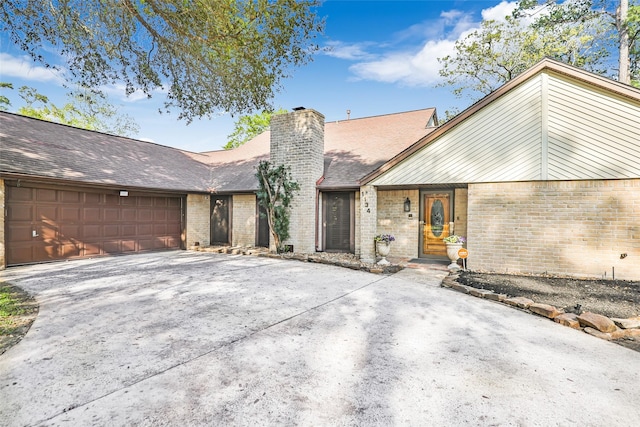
[{"x1": 1, "y1": 251, "x2": 638, "y2": 426}]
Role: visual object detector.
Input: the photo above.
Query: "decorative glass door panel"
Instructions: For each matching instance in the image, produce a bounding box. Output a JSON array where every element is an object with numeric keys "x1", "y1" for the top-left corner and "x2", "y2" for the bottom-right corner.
[{"x1": 422, "y1": 193, "x2": 451, "y2": 256}]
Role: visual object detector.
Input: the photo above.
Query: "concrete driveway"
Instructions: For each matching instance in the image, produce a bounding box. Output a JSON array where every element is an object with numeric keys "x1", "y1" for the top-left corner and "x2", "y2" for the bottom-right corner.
[{"x1": 1, "y1": 251, "x2": 638, "y2": 426}]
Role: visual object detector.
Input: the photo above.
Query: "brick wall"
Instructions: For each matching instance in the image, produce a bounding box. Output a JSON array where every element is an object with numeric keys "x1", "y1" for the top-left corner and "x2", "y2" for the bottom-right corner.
[
  {"x1": 377, "y1": 189, "x2": 420, "y2": 259},
  {"x1": 270, "y1": 109, "x2": 324, "y2": 253},
  {"x1": 453, "y1": 188, "x2": 468, "y2": 238},
  {"x1": 467, "y1": 179, "x2": 640, "y2": 280},
  {"x1": 0, "y1": 179, "x2": 5, "y2": 269},
  {"x1": 359, "y1": 185, "x2": 377, "y2": 262},
  {"x1": 186, "y1": 194, "x2": 210, "y2": 248},
  {"x1": 232, "y1": 194, "x2": 257, "y2": 247}
]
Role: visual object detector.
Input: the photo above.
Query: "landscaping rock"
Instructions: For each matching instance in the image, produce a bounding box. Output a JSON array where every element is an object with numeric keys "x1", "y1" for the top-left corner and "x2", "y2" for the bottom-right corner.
[
  {"x1": 449, "y1": 283, "x2": 471, "y2": 294},
  {"x1": 484, "y1": 293, "x2": 507, "y2": 302},
  {"x1": 505, "y1": 296, "x2": 534, "y2": 309},
  {"x1": 554, "y1": 313, "x2": 581, "y2": 329},
  {"x1": 577, "y1": 312, "x2": 617, "y2": 333},
  {"x1": 468, "y1": 288, "x2": 494, "y2": 298},
  {"x1": 583, "y1": 327, "x2": 612, "y2": 340},
  {"x1": 610, "y1": 317, "x2": 640, "y2": 330},
  {"x1": 529, "y1": 303, "x2": 562, "y2": 319},
  {"x1": 611, "y1": 328, "x2": 640, "y2": 339}
]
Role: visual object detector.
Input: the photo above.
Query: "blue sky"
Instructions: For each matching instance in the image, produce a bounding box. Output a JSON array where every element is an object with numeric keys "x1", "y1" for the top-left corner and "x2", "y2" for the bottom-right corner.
[{"x1": 0, "y1": 1, "x2": 518, "y2": 152}]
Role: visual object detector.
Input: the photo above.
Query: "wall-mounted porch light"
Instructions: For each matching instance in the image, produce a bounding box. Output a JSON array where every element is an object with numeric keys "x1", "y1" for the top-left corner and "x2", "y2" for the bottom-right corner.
[{"x1": 403, "y1": 197, "x2": 411, "y2": 212}]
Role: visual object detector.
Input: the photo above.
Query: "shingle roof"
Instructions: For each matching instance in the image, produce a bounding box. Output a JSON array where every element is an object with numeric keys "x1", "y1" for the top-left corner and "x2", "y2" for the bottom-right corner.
[
  {"x1": 1, "y1": 108, "x2": 436, "y2": 193},
  {"x1": 0, "y1": 112, "x2": 212, "y2": 192},
  {"x1": 191, "y1": 108, "x2": 437, "y2": 192}
]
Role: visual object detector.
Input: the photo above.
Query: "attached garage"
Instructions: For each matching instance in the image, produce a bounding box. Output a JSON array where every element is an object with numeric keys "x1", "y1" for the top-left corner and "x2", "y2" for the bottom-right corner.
[{"x1": 5, "y1": 181, "x2": 184, "y2": 265}]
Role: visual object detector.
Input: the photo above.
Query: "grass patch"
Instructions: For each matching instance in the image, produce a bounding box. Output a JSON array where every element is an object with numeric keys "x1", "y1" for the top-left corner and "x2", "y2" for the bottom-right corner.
[{"x1": 0, "y1": 283, "x2": 37, "y2": 336}]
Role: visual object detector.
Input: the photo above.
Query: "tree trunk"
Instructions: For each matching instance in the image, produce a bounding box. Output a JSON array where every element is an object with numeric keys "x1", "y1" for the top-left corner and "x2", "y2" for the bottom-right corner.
[{"x1": 618, "y1": 0, "x2": 631, "y2": 84}]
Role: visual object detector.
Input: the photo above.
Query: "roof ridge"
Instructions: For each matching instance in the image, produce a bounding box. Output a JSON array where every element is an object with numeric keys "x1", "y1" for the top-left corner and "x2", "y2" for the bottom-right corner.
[
  {"x1": 325, "y1": 107, "x2": 435, "y2": 125},
  {"x1": 0, "y1": 110, "x2": 195, "y2": 152}
]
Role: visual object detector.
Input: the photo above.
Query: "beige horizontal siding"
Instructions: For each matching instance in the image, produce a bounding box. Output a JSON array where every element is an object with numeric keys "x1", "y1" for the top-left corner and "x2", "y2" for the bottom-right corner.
[
  {"x1": 372, "y1": 77, "x2": 544, "y2": 186},
  {"x1": 547, "y1": 73, "x2": 640, "y2": 180}
]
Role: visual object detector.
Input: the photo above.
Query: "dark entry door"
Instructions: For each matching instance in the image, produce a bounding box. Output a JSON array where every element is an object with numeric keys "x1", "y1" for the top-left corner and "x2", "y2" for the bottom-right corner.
[
  {"x1": 257, "y1": 204, "x2": 269, "y2": 248},
  {"x1": 210, "y1": 196, "x2": 230, "y2": 245},
  {"x1": 324, "y1": 192, "x2": 353, "y2": 252}
]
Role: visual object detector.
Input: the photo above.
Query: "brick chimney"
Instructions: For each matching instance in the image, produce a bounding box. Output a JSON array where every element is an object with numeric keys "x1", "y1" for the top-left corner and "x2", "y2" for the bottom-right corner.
[{"x1": 270, "y1": 108, "x2": 324, "y2": 253}]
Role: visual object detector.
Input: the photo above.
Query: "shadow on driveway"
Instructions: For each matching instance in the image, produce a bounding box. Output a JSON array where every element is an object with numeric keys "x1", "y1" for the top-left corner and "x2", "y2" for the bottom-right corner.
[{"x1": 1, "y1": 251, "x2": 639, "y2": 426}]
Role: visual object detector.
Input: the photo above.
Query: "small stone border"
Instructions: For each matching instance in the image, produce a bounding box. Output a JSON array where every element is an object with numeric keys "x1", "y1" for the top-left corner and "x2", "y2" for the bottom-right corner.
[
  {"x1": 190, "y1": 245, "x2": 404, "y2": 274},
  {"x1": 442, "y1": 272, "x2": 640, "y2": 343}
]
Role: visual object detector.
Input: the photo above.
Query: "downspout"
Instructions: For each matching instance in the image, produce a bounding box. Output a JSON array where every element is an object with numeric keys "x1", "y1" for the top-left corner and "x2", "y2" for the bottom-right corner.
[{"x1": 315, "y1": 176, "x2": 325, "y2": 251}]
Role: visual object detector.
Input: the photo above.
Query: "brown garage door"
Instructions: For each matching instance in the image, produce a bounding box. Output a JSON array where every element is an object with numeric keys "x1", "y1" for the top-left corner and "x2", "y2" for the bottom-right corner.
[{"x1": 5, "y1": 183, "x2": 184, "y2": 265}]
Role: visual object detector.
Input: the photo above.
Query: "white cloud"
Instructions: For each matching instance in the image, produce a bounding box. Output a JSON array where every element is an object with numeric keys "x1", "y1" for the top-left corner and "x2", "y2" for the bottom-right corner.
[
  {"x1": 0, "y1": 53, "x2": 66, "y2": 84},
  {"x1": 340, "y1": 1, "x2": 522, "y2": 87},
  {"x1": 323, "y1": 41, "x2": 376, "y2": 60},
  {"x1": 481, "y1": 1, "x2": 518, "y2": 22},
  {"x1": 349, "y1": 39, "x2": 456, "y2": 86},
  {"x1": 100, "y1": 83, "x2": 167, "y2": 103}
]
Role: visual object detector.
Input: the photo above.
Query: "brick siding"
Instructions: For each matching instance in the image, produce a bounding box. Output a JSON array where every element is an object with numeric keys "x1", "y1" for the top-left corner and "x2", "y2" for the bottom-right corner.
[
  {"x1": 376, "y1": 189, "x2": 420, "y2": 259},
  {"x1": 467, "y1": 179, "x2": 640, "y2": 280},
  {"x1": 270, "y1": 109, "x2": 324, "y2": 253},
  {"x1": 186, "y1": 194, "x2": 210, "y2": 248},
  {"x1": 232, "y1": 194, "x2": 257, "y2": 247},
  {"x1": 453, "y1": 188, "x2": 468, "y2": 238},
  {"x1": 359, "y1": 185, "x2": 378, "y2": 262}
]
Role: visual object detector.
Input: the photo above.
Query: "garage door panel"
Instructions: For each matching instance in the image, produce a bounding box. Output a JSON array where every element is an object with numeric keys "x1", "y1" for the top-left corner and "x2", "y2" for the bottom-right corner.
[
  {"x1": 60, "y1": 225, "x2": 80, "y2": 240},
  {"x1": 37, "y1": 206, "x2": 58, "y2": 222},
  {"x1": 122, "y1": 209, "x2": 136, "y2": 221},
  {"x1": 153, "y1": 224, "x2": 167, "y2": 235},
  {"x1": 139, "y1": 198, "x2": 153, "y2": 206},
  {"x1": 7, "y1": 205, "x2": 33, "y2": 221},
  {"x1": 83, "y1": 225, "x2": 101, "y2": 239},
  {"x1": 8, "y1": 246, "x2": 34, "y2": 265},
  {"x1": 60, "y1": 243, "x2": 81, "y2": 258},
  {"x1": 138, "y1": 224, "x2": 153, "y2": 235},
  {"x1": 138, "y1": 209, "x2": 153, "y2": 221},
  {"x1": 103, "y1": 241, "x2": 121, "y2": 253},
  {"x1": 104, "y1": 225, "x2": 120, "y2": 237},
  {"x1": 139, "y1": 239, "x2": 155, "y2": 251},
  {"x1": 7, "y1": 184, "x2": 183, "y2": 265},
  {"x1": 84, "y1": 193, "x2": 101, "y2": 204},
  {"x1": 61, "y1": 207, "x2": 80, "y2": 221},
  {"x1": 9, "y1": 187, "x2": 33, "y2": 201},
  {"x1": 36, "y1": 188, "x2": 57, "y2": 202},
  {"x1": 104, "y1": 208, "x2": 120, "y2": 221},
  {"x1": 105, "y1": 195, "x2": 120, "y2": 206},
  {"x1": 7, "y1": 225, "x2": 33, "y2": 242},
  {"x1": 153, "y1": 238, "x2": 165, "y2": 249},
  {"x1": 122, "y1": 224, "x2": 136, "y2": 236},
  {"x1": 122, "y1": 240, "x2": 136, "y2": 252},
  {"x1": 84, "y1": 207, "x2": 102, "y2": 221},
  {"x1": 60, "y1": 191, "x2": 80, "y2": 203},
  {"x1": 84, "y1": 243, "x2": 101, "y2": 256}
]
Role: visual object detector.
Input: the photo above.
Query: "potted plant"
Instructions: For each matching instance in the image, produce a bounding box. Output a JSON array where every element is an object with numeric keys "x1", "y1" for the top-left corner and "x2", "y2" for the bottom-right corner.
[
  {"x1": 443, "y1": 235, "x2": 466, "y2": 270},
  {"x1": 374, "y1": 234, "x2": 395, "y2": 265}
]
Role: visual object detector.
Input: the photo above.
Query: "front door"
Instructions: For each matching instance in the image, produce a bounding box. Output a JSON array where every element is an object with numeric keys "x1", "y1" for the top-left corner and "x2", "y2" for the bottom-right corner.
[
  {"x1": 257, "y1": 203, "x2": 270, "y2": 248},
  {"x1": 210, "y1": 196, "x2": 230, "y2": 245},
  {"x1": 324, "y1": 192, "x2": 353, "y2": 252},
  {"x1": 422, "y1": 192, "x2": 451, "y2": 256}
]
